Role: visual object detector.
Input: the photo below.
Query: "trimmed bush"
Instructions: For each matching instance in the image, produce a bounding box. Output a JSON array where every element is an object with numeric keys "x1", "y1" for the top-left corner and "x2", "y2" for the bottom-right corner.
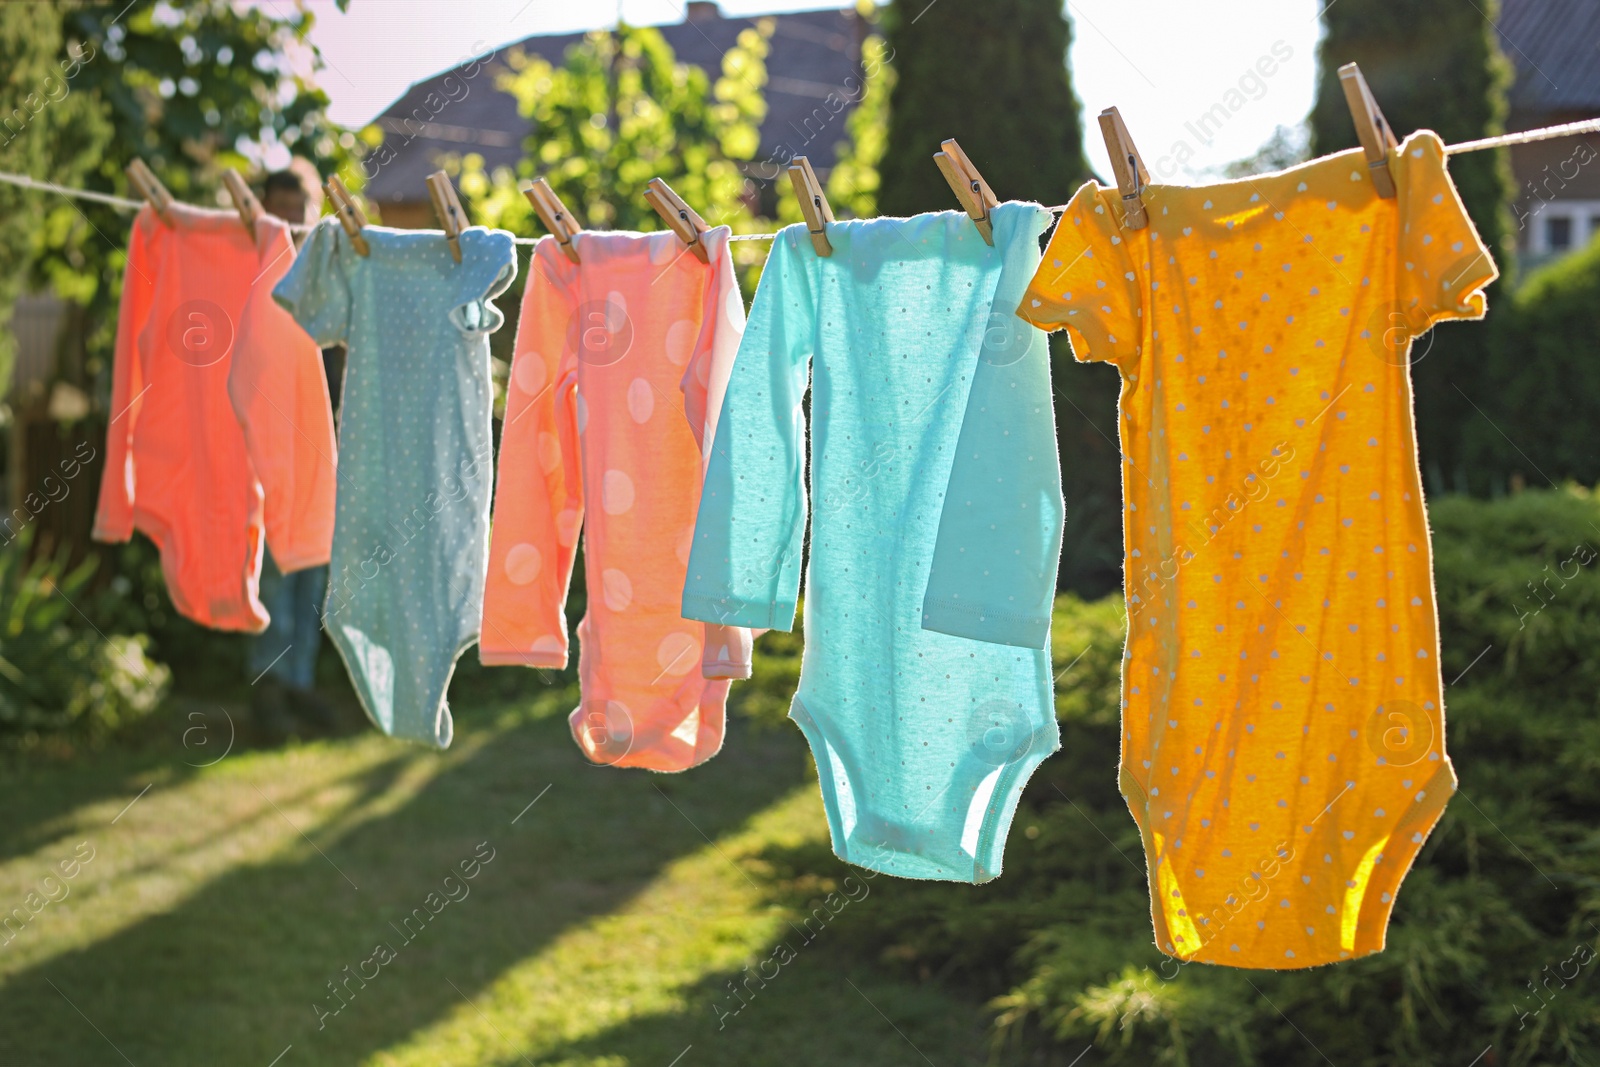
[{"x1": 1469, "y1": 234, "x2": 1600, "y2": 494}]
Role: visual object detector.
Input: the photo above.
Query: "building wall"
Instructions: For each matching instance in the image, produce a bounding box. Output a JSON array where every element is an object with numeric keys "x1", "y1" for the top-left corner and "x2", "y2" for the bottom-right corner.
[{"x1": 1509, "y1": 128, "x2": 1600, "y2": 264}]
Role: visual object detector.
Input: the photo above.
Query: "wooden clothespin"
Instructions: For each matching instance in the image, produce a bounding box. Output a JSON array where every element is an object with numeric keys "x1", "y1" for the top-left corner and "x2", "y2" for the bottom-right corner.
[
  {"x1": 933, "y1": 139, "x2": 997, "y2": 245},
  {"x1": 426, "y1": 169, "x2": 467, "y2": 264},
  {"x1": 644, "y1": 178, "x2": 710, "y2": 263},
  {"x1": 1098, "y1": 108, "x2": 1150, "y2": 230},
  {"x1": 1338, "y1": 62, "x2": 1398, "y2": 199},
  {"x1": 324, "y1": 175, "x2": 370, "y2": 257},
  {"x1": 521, "y1": 178, "x2": 581, "y2": 264},
  {"x1": 126, "y1": 159, "x2": 174, "y2": 225},
  {"x1": 221, "y1": 170, "x2": 263, "y2": 244},
  {"x1": 787, "y1": 156, "x2": 834, "y2": 257}
]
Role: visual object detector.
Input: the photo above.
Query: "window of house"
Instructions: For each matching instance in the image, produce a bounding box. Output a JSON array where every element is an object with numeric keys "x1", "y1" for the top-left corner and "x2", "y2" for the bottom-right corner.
[{"x1": 1547, "y1": 215, "x2": 1573, "y2": 251}]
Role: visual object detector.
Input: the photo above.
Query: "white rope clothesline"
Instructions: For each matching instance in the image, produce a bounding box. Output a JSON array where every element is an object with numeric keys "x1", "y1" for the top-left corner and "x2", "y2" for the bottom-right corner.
[
  {"x1": 1444, "y1": 116, "x2": 1600, "y2": 155},
  {"x1": 0, "y1": 170, "x2": 327, "y2": 233},
  {"x1": 0, "y1": 171, "x2": 148, "y2": 211},
  {"x1": 1, "y1": 114, "x2": 1594, "y2": 245},
  {"x1": 714, "y1": 119, "x2": 1600, "y2": 242},
  {"x1": 0, "y1": 171, "x2": 730, "y2": 243}
]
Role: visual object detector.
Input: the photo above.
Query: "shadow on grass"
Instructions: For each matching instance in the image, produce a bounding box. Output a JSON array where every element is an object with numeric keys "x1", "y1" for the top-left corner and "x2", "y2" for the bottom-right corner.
[
  {"x1": 0, "y1": 683, "x2": 811, "y2": 1066},
  {"x1": 519, "y1": 945, "x2": 995, "y2": 1067},
  {"x1": 0, "y1": 703, "x2": 220, "y2": 868},
  {"x1": 0, "y1": 645, "x2": 565, "y2": 869}
]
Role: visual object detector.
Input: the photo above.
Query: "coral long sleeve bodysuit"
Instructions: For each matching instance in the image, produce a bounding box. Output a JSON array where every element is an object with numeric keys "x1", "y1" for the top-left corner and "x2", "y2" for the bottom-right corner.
[{"x1": 94, "y1": 204, "x2": 336, "y2": 631}]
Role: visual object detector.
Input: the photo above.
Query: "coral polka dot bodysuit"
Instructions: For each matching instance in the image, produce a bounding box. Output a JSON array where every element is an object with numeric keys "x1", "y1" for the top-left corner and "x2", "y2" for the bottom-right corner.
[{"x1": 481, "y1": 228, "x2": 754, "y2": 772}]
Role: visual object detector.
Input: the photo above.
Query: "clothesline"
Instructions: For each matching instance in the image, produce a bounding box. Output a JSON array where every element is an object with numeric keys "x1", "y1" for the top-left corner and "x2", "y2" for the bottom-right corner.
[
  {"x1": 0, "y1": 168, "x2": 1036, "y2": 244},
  {"x1": 1, "y1": 114, "x2": 1594, "y2": 245},
  {"x1": 1443, "y1": 116, "x2": 1600, "y2": 154},
  {"x1": 0, "y1": 170, "x2": 322, "y2": 232},
  {"x1": 721, "y1": 117, "x2": 1600, "y2": 241},
  {"x1": 0, "y1": 171, "x2": 152, "y2": 212}
]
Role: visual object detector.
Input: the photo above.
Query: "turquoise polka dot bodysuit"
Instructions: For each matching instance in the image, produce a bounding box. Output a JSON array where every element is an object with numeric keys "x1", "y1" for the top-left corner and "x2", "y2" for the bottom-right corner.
[
  {"x1": 683, "y1": 204, "x2": 1064, "y2": 881},
  {"x1": 275, "y1": 219, "x2": 517, "y2": 747}
]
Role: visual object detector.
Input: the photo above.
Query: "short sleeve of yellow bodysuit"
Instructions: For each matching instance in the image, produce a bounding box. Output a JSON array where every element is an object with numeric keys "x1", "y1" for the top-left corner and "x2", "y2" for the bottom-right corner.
[
  {"x1": 1019, "y1": 130, "x2": 1496, "y2": 970},
  {"x1": 1017, "y1": 180, "x2": 1142, "y2": 368},
  {"x1": 1393, "y1": 133, "x2": 1498, "y2": 332}
]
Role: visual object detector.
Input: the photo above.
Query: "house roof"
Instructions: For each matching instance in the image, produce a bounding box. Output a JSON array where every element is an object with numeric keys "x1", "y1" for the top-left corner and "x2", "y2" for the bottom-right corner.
[
  {"x1": 365, "y1": 5, "x2": 867, "y2": 205},
  {"x1": 1498, "y1": 0, "x2": 1600, "y2": 117}
]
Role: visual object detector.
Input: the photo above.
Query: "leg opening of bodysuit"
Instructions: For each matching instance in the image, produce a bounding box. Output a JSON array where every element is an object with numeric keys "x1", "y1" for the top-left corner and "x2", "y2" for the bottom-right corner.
[
  {"x1": 1119, "y1": 767, "x2": 1177, "y2": 955},
  {"x1": 789, "y1": 696, "x2": 857, "y2": 866},
  {"x1": 1340, "y1": 756, "x2": 1458, "y2": 961},
  {"x1": 791, "y1": 696, "x2": 1058, "y2": 883},
  {"x1": 333, "y1": 622, "x2": 397, "y2": 735},
  {"x1": 669, "y1": 706, "x2": 701, "y2": 747},
  {"x1": 567, "y1": 688, "x2": 727, "y2": 773},
  {"x1": 962, "y1": 735, "x2": 1058, "y2": 883}
]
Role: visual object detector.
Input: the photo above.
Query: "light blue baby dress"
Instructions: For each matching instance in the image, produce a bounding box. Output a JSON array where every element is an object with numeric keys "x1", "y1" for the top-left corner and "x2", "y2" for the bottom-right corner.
[
  {"x1": 682, "y1": 204, "x2": 1063, "y2": 881},
  {"x1": 275, "y1": 219, "x2": 517, "y2": 747}
]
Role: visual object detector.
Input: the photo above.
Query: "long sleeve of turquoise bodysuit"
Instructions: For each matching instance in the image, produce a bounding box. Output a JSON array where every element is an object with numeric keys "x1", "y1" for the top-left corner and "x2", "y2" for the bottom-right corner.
[{"x1": 680, "y1": 229, "x2": 812, "y2": 632}]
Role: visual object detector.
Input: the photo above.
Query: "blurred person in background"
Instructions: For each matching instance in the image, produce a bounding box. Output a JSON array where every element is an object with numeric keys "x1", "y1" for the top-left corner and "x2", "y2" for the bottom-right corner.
[{"x1": 250, "y1": 160, "x2": 345, "y2": 742}]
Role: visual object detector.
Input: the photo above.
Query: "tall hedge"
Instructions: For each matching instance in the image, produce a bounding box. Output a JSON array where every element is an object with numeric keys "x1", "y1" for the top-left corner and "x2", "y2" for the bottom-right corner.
[
  {"x1": 878, "y1": 0, "x2": 1087, "y2": 216},
  {"x1": 1469, "y1": 234, "x2": 1600, "y2": 490},
  {"x1": 1310, "y1": 0, "x2": 1516, "y2": 495},
  {"x1": 879, "y1": 0, "x2": 1116, "y2": 594}
]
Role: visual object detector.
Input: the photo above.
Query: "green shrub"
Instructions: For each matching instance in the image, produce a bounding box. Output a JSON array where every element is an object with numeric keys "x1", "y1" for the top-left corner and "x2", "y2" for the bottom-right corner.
[
  {"x1": 761, "y1": 486, "x2": 1600, "y2": 1065},
  {"x1": 87, "y1": 537, "x2": 241, "y2": 697},
  {"x1": 0, "y1": 531, "x2": 169, "y2": 743},
  {"x1": 1469, "y1": 235, "x2": 1600, "y2": 494}
]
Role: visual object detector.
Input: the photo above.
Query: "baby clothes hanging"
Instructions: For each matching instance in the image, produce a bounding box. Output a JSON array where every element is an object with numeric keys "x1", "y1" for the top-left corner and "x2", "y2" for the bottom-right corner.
[
  {"x1": 275, "y1": 218, "x2": 517, "y2": 748},
  {"x1": 684, "y1": 204, "x2": 1060, "y2": 882},
  {"x1": 482, "y1": 228, "x2": 753, "y2": 772},
  {"x1": 1018, "y1": 131, "x2": 1497, "y2": 968},
  {"x1": 94, "y1": 204, "x2": 332, "y2": 632}
]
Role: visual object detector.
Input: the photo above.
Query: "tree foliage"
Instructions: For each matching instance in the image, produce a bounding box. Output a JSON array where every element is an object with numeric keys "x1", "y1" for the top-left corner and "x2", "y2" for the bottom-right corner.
[
  {"x1": 0, "y1": 3, "x2": 110, "y2": 403},
  {"x1": 878, "y1": 0, "x2": 1087, "y2": 217},
  {"x1": 3, "y1": 0, "x2": 357, "y2": 401},
  {"x1": 462, "y1": 23, "x2": 770, "y2": 237},
  {"x1": 822, "y1": 33, "x2": 895, "y2": 222}
]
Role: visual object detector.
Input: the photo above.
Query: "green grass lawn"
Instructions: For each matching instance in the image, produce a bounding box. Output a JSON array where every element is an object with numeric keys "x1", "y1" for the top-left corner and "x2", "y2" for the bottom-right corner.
[{"x1": 0, "y1": 683, "x2": 994, "y2": 1066}]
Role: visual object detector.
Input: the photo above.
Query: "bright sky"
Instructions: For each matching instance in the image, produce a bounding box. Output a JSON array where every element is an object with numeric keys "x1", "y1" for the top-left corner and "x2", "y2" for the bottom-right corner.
[{"x1": 299, "y1": 0, "x2": 1323, "y2": 182}]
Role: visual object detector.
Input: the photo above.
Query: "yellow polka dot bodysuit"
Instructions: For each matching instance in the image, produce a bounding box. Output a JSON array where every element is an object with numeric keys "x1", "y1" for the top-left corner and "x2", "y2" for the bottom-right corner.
[{"x1": 1017, "y1": 131, "x2": 1497, "y2": 969}]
